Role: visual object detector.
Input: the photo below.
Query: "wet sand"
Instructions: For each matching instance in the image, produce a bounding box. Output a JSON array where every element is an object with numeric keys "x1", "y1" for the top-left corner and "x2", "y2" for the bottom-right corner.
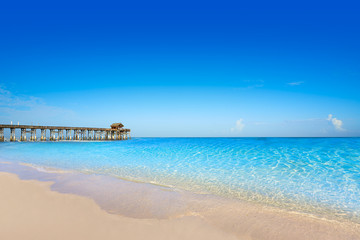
[
  {"x1": 0, "y1": 172, "x2": 237, "y2": 240},
  {"x1": 0, "y1": 162, "x2": 359, "y2": 240}
]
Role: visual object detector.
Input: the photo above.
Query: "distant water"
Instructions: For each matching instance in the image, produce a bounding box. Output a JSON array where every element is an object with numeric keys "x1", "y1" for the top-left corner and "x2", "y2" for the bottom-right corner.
[{"x1": 1, "y1": 138, "x2": 360, "y2": 221}]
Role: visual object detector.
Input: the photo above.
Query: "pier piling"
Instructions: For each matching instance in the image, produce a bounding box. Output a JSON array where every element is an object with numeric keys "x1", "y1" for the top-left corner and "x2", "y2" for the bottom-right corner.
[
  {"x1": 20, "y1": 128, "x2": 26, "y2": 141},
  {"x1": 66, "y1": 129, "x2": 71, "y2": 140},
  {"x1": 30, "y1": 129, "x2": 36, "y2": 141},
  {"x1": 0, "y1": 128, "x2": 4, "y2": 142},
  {"x1": 10, "y1": 128, "x2": 16, "y2": 141},
  {"x1": 41, "y1": 129, "x2": 46, "y2": 141}
]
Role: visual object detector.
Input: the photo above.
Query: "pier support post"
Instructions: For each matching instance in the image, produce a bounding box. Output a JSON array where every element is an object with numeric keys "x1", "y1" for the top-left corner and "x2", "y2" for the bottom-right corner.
[
  {"x1": 0, "y1": 128, "x2": 4, "y2": 142},
  {"x1": 41, "y1": 129, "x2": 46, "y2": 141},
  {"x1": 30, "y1": 129, "x2": 36, "y2": 141},
  {"x1": 20, "y1": 128, "x2": 26, "y2": 141},
  {"x1": 87, "y1": 130, "x2": 92, "y2": 140},
  {"x1": 66, "y1": 129, "x2": 71, "y2": 140},
  {"x1": 83, "y1": 130, "x2": 87, "y2": 140},
  {"x1": 104, "y1": 131, "x2": 108, "y2": 140},
  {"x1": 10, "y1": 128, "x2": 16, "y2": 141},
  {"x1": 74, "y1": 130, "x2": 80, "y2": 140},
  {"x1": 49, "y1": 129, "x2": 54, "y2": 141},
  {"x1": 58, "y1": 130, "x2": 63, "y2": 140}
]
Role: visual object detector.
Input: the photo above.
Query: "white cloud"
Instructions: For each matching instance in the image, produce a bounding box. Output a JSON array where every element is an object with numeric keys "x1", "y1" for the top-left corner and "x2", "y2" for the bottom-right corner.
[
  {"x1": 287, "y1": 81, "x2": 304, "y2": 86},
  {"x1": 231, "y1": 119, "x2": 245, "y2": 132},
  {"x1": 327, "y1": 114, "x2": 344, "y2": 131}
]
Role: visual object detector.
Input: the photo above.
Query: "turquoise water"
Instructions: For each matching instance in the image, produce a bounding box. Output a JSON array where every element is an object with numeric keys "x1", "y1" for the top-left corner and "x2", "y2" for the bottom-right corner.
[{"x1": 1, "y1": 138, "x2": 360, "y2": 221}]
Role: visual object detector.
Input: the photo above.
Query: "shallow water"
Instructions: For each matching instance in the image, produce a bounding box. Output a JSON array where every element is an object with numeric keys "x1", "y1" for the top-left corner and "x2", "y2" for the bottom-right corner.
[
  {"x1": 2, "y1": 162, "x2": 360, "y2": 240},
  {"x1": 0, "y1": 137, "x2": 360, "y2": 222}
]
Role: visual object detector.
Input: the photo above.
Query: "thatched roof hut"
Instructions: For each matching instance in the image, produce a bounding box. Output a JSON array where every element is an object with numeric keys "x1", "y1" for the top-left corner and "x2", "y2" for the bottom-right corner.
[{"x1": 111, "y1": 123, "x2": 124, "y2": 129}]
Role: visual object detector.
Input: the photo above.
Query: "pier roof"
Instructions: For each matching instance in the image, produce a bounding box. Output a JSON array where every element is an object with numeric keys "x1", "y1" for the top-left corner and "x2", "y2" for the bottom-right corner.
[{"x1": 111, "y1": 123, "x2": 124, "y2": 129}]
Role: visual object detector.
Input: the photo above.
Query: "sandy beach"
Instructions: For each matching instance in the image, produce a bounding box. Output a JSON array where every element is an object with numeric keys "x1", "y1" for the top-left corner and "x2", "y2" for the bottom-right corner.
[
  {"x1": 0, "y1": 172, "x2": 237, "y2": 240},
  {"x1": 1, "y1": 167, "x2": 360, "y2": 240}
]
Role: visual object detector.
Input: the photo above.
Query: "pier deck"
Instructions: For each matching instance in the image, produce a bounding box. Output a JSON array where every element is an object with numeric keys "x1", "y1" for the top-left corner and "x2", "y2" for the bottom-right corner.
[{"x1": 0, "y1": 123, "x2": 130, "y2": 142}]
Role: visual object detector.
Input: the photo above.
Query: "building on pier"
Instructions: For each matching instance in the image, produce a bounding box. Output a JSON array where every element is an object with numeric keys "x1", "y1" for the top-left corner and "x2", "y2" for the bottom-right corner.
[
  {"x1": 0, "y1": 123, "x2": 131, "y2": 142},
  {"x1": 111, "y1": 123, "x2": 124, "y2": 129}
]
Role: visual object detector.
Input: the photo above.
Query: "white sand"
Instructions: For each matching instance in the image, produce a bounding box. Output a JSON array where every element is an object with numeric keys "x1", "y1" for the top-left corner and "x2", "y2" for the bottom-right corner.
[{"x1": 0, "y1": 172, "x2": 237, "y2": 240}]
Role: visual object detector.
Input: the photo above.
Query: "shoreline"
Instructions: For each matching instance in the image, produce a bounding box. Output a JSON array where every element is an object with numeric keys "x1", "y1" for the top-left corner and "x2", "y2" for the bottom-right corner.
[
  {"x1": 1, "y1": 161, "x2": 359, "y2": 239},
  {"x1": 4, "y1": 160, "x2": 360, "y2": 223}
]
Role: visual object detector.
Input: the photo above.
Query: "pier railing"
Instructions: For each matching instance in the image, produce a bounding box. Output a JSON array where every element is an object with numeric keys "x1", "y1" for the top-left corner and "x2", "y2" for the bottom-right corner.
[{"x1": 0, "y1": 124, "x2": 130, "y2": 142}]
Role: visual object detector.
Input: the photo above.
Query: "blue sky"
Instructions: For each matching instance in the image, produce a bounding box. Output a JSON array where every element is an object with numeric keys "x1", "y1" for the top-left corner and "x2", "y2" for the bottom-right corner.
[{"x1": 1, "y1": 0, "x2": 360, "y2": 137}]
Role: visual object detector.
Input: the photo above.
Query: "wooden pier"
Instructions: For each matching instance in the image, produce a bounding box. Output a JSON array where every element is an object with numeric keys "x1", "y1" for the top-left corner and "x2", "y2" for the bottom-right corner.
[{"x1": 0, "y1": 123, "x2": 130, "y2": 142}]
